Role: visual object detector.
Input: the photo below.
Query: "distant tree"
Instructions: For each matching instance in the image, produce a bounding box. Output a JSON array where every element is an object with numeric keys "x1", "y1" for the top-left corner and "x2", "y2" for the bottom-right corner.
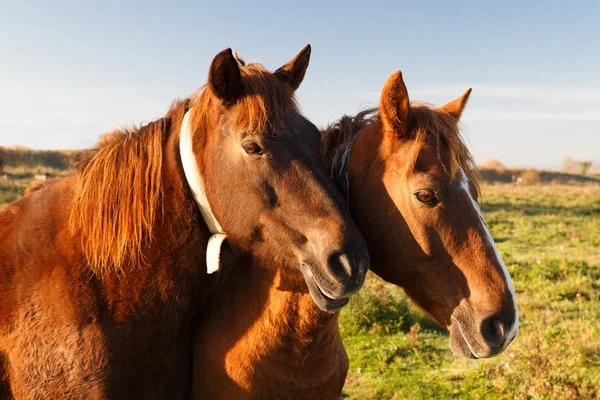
[
  {"x1": 578, "y1": 161, "x2": 592, "y2": 176},
  {"x1": 561, "y1": 157, "x2": 577, "y2": 174}
]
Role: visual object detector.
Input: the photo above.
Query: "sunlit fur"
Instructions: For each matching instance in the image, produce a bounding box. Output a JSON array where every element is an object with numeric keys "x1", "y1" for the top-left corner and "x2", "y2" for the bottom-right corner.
[{"x1": 69, "y1": 119, "x2": 167, "y2": 276}]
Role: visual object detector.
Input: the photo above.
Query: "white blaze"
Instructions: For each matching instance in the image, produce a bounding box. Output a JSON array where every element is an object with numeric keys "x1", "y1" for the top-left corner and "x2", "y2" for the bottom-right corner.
[{"x1": 458, "y1": 169, "x2": 519, "y2": 344}]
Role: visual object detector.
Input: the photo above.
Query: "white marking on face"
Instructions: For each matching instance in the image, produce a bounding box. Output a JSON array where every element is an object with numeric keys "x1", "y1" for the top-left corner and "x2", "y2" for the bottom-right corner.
[{"x1": 458, "y1": 169, "x2": 519, "y2": 345}]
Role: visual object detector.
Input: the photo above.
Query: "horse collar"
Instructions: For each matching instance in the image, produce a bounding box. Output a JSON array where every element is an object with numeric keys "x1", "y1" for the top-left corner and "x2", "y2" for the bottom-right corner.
[
  {"x1": 330, "y1": 130, "x2": 361, "y2": 206},
  {"x1": 179, "y1": 108, "x2": 227, "y2": 274}
]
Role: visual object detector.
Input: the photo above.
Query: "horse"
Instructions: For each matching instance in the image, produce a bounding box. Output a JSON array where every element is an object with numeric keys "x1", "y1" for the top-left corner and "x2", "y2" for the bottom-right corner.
[
  {"x1": 191, "y1": 70, "x2": 518, "y2": 399},
  {"x1": 324, "y1": 71, "x2": 518, "y2": 359},
  {"x1": 0, "y1": 45, "x2": 369, "y2": 399}
]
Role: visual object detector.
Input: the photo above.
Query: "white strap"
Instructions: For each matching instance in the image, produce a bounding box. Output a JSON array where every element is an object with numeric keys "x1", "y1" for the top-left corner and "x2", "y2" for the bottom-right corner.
[
  {"x1": 206, "y1": 233, "x2": 228, "y2": 274},
  {"x1": 179, "y1": 109, "x2": 227, "y2": 274}
]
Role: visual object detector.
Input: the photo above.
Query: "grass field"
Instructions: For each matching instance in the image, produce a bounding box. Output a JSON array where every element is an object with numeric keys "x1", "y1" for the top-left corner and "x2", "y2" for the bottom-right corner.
[
  {"x1": 1, "y1": 169, "x2": 598, "y2": 399},
  {"x1": 340, "y1": 184, "x2": 600, "y2": 399},
  {"x1": 0, "y1": 165, "x2": 70, "y2": 207}
]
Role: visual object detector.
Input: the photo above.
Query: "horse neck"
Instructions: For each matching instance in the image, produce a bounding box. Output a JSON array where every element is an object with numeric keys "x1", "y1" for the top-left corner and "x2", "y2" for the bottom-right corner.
[
  {"x1": 150, "y1": 115, "x2": 216, "y2": 271},
  {"x1": 194, "y1": 260, "x2": 347, "y2": 397}
]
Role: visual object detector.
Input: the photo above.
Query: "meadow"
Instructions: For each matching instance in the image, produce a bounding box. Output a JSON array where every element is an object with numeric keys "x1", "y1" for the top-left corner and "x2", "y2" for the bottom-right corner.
[
  {"x1": 340, "y1": 184, "x2": 600, "y2": 399},
  {"x1": 1, "y1": 163, "x2": 598, "y2": 399}
]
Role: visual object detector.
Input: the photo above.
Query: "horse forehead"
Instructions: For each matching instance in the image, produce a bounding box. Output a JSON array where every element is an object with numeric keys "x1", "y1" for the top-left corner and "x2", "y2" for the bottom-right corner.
[
  {"x1": 412, "y1": 152, "x2": 452, "y2": 181},
  {"x1": 223, "y1": 111, "x2": 309, "y2": 134},
  {"x1": 272, "y1": 117, "x2": 322, "y2": 147}
]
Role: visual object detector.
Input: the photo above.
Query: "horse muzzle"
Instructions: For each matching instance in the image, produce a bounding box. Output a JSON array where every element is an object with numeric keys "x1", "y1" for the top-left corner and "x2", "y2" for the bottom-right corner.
[{"x1": 301, "y1": 251, "x2": 369, "y2": 312}]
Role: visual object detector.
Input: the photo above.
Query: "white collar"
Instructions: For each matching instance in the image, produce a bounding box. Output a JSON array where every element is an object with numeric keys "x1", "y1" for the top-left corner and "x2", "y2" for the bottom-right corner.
[{"x1": 179, "y1": 108, "x2": 227, "y2": 274}]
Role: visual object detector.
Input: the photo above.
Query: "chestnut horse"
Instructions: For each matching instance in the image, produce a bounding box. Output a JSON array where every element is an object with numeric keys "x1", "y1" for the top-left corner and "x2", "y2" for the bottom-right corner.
[
  {"x1": 191, "y1": 70, "x2": 518, "y2": 398},
  {"x1": 0, "y1": 46, "x2": 369, "y2": 399}
]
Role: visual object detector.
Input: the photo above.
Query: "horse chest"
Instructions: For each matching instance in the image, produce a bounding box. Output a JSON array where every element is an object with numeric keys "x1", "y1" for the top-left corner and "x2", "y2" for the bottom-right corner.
[{"x1": 223, "y1": 320, "x2": 348, "y2": 399}]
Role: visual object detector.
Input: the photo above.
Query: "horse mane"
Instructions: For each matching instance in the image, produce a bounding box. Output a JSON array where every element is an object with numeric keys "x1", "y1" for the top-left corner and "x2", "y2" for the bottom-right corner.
[
  {"x1": 69, "y1": 100, "x2": 187, "y2": 276},
  {"x1": 190, "y1": 56, "x2": 299, "y2": 134},
  {"x1": 320, "y1": 108, "x2": 378, "y2": 156},
  {"x1": 322, "y1": 103, "x2": 480, "y2": 199}
]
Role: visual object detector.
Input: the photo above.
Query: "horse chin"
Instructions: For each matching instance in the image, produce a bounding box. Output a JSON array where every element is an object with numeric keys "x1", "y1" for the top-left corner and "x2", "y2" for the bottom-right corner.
[
  {"x1": 301, "y1": 264, "x2": 349, "y2": 312},
  {"x1": 449, "y1": 322, "x2": 477, "y2": 359}
]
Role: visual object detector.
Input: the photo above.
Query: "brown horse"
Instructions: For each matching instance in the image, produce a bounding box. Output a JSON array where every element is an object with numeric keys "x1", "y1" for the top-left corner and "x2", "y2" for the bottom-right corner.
[
  {"x1": 0, "y1": 45, "x2": 368, "y2": 399},
  {"x1": 326, "y1": 71, "x2": 518, "y2": 359},
  {"x1": 191, "y1": 70, "x2": 518, "y2": 399}
]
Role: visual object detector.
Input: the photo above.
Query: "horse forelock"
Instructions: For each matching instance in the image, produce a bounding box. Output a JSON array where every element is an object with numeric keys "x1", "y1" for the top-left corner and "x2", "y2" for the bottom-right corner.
[
  {"x1": 402, "y1": 102, "x2": 481, "y2": 200},
  {"x1": 190, "y1": 60, "x2": 299, "y2": 135}
]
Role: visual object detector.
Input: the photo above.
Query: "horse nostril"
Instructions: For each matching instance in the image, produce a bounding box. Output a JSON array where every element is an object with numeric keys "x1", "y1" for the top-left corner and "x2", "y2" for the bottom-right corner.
[
  {"x1": 480, "y1": 315, "x2": 506, "y2": 349},
  {"x1": 326, "y1": 253, "x2": 354, "y2": 281},
  {"x1": 337, "y1": 253, "x2": 353, "y2": 275},
  {"x1": 325, "y1": 252, "x2": 367, "y2": 294}
]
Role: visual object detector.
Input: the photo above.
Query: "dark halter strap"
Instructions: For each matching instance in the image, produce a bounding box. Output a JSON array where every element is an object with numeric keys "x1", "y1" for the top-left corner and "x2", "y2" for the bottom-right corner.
[{"x1": 329, "y1": 129, "x2": 361, "y2": 207}]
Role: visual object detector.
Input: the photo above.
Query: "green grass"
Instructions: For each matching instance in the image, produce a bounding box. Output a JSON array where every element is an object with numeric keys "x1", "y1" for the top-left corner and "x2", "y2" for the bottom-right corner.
[{"x1": 340, "y1": 184, "x2": 600, "y2": 399}]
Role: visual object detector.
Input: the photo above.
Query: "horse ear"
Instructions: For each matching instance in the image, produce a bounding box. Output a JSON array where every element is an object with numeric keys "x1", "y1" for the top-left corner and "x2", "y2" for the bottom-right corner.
[
  {"x1": 439, "y1": 88, "x2": 472, "y2": 120},
  {"x1": 208, "y1": 48, "x2": 244, "y2": 105},
  {"x1": 380, "y1": 70, "x2": 411, "y2": 137},
  {"x1": 274, "y1": 44, "x2": 311, "y2": 90}
]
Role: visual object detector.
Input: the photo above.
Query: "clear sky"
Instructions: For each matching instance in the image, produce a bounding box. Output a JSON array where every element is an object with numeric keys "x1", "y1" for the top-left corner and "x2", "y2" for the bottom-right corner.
[{"x1": 1, "y1": 0, "x2": 598, "y2": 168}]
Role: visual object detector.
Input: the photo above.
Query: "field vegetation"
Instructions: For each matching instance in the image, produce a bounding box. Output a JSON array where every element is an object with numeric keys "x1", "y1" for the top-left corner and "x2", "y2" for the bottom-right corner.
[{"x1": 340, "y1": 184, "x2": 600, "y2": 399}]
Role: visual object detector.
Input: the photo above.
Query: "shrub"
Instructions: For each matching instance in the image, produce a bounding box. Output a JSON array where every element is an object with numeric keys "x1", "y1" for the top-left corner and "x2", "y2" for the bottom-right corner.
[
  {"x1": 481, "y1": 158, "x2": 506, "y2": 171},
  {"x1": 520, "y1": 169, "x2": 542, "y2": 184}
]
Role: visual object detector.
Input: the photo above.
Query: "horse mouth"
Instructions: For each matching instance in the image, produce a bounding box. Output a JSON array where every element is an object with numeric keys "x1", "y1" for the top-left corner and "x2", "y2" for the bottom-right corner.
[
  {"x1": 301, "y1": 264, "x2": 349, "y2": 312},
  {"x1": 449, "y1": 319, "x2": 478, "y2": 359},
  {"x1": 449, "y1": 316, "x2": 513, "y2": 359}
]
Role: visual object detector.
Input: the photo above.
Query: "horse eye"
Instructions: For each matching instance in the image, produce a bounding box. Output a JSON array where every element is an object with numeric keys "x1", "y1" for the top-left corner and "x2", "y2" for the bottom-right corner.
[
  {"x1": 414, "y1": 190, "x2": 439, "y2": 206},
  {"x1": 243, "y1": 142, "x2": 263, "y2": 156}
]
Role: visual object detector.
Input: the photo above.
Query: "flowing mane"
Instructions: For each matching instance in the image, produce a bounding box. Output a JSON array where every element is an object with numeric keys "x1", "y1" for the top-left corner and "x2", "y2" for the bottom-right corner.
[
  {"x1": 322, "y1": 102, "x2": 480, "y2": 198},
  {"x1": 69, "y1": 100, "x2": 188, "y2": 276}
]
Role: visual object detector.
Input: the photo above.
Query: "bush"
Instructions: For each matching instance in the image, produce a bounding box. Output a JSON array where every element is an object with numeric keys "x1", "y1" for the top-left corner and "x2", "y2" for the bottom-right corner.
[
  {"x1": 0, "y1": 148, "x2": 82, "y2": 170},
  {"x1": 520, "y1": 169, "x2": 542, "y2": 184}
]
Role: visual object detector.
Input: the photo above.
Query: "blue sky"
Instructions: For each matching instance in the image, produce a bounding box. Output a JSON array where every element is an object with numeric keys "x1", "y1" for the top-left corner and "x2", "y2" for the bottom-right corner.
[{"x1": 1, "y1": 0, "x2": 598, "y2": 168}]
